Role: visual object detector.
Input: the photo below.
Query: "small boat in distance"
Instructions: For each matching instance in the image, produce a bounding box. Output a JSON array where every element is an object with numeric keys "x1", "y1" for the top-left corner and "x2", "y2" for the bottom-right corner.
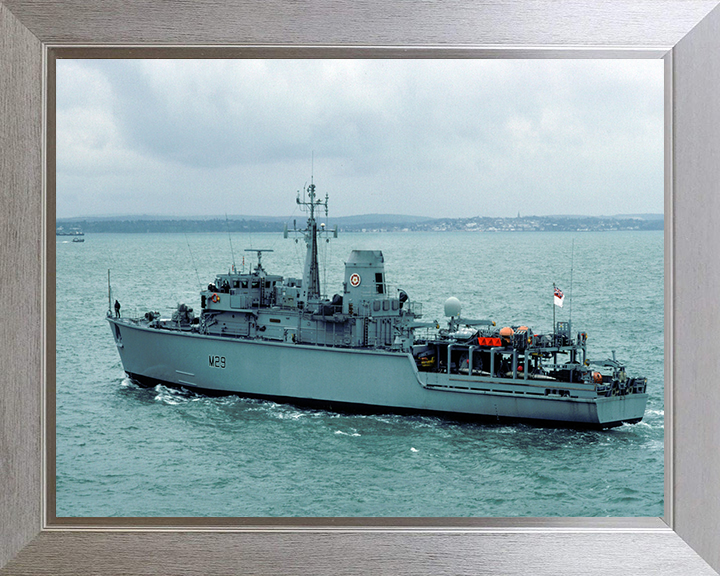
[
  {"x1": 72, "y1": 237, "x2": 85, "y2": 243},
  {"x1": 57, "y1": 225, "x2": 84, "y2": 237},
  {"x1": 107, "y1": 180, "x2": 648, "y2": 428}
]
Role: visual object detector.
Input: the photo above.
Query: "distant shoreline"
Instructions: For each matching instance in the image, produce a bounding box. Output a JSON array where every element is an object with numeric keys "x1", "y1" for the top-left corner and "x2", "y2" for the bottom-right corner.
[{"x1": 56, "y1": 214, "x2": 663, "y2": 234}]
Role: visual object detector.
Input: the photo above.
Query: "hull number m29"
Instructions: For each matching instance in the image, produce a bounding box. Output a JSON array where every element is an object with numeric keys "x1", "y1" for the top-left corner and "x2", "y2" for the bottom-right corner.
[{"x1": 209, "y1": 355, "x2": 226, "y2": 369}]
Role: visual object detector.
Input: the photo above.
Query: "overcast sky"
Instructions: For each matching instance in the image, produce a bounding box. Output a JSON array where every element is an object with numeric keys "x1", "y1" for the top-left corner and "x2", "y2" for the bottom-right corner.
[{"x1": 56, "y1": 59, "x2": 663, "y2": 219}]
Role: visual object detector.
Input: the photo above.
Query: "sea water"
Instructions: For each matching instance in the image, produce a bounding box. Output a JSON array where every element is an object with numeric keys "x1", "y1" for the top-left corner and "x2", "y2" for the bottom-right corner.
[{"x1": 55, "y1": 230, "x2": 663, "y2": 517}]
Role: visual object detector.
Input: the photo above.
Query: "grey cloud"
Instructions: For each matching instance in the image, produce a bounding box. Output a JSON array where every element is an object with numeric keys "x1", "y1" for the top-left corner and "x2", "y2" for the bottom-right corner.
[{"x1": 56, "y1": 59, "x2": 663, "y2": 218}]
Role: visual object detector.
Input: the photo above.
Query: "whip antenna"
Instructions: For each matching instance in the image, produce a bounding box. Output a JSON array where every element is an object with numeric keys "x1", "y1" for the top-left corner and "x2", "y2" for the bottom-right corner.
[
  {"x1": 225, "y1": 213, "x2": 237, "y2": 271},
  {"x1": 184, "y1": 233, "x2": 202, "y2": 291},
  {"x1": 569, "y1": 238, "x2": 575, "y2": 328}
]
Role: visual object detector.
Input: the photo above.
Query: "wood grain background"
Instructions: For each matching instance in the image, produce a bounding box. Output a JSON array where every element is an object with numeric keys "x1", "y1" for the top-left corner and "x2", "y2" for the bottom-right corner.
[
  {"x1": 0, "y1": 0, "x2": 43, "y2": 569},
  {"x1": 2, "y1": 0, "x2": 717, "y2": 46},
  {"x1": 672, "y1": 6, "x2": 720, "y2": 569},
  {"x1": 2, "y1": 1, "x2": 720, "y2": 574}
]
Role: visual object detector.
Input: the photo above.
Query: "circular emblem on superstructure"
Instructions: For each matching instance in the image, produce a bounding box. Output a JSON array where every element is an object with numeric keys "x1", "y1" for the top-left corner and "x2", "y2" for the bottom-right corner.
[{"x1": 349, "y1": 273, "x2": 361, "y2": 287}]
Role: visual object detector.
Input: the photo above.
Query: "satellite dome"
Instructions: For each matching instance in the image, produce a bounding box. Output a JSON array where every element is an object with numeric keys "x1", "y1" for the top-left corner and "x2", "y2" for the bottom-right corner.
[{"x1": 444, "y1": 297, "x2": 462, "y2": 317}]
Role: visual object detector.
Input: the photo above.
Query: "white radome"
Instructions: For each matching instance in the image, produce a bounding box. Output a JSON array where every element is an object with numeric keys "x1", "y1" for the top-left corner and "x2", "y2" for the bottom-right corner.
[{"x1": 444, "y1": 296, "x2": 462, "y2": 318}]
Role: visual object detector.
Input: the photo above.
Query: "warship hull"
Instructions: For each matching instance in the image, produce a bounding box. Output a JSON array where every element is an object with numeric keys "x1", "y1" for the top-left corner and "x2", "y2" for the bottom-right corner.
[{"x1": 109, "y1": 318, "x2": 647, "y2": 428}]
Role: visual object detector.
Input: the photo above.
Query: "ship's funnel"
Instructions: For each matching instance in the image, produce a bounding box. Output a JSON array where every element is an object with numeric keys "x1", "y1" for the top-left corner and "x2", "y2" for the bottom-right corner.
[{"x1": 444, "y1": 297, "x2": 461, "y2": 318}]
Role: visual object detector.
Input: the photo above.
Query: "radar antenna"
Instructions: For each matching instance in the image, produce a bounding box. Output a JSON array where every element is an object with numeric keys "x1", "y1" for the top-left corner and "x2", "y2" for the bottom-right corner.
[{"x1": 244, "y1": 248, "x2": 273, "y2": 274}]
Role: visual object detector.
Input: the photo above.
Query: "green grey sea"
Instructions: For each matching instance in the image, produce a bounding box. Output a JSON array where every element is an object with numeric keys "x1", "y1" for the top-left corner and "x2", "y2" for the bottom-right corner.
[{"x1": 56, "y1": 230, "x2": 664, "y2": 517}]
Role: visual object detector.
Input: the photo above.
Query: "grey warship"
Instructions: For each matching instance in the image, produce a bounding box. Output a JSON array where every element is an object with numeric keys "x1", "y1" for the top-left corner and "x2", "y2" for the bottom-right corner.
[{"x1": 107, "y1": 181, "x2": 648, "y2": 428}]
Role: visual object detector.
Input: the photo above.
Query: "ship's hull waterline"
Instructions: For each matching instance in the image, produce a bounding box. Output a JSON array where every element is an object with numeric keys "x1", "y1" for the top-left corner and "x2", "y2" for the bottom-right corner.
[{"x1": 109, "y1": 318, "x2": 647, "y2": 428}]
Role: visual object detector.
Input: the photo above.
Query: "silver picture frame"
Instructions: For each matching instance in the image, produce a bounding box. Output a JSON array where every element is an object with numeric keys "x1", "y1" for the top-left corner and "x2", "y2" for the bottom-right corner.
[{"x1": 2, "y1": 1, "x2": 720, "y2": 573}]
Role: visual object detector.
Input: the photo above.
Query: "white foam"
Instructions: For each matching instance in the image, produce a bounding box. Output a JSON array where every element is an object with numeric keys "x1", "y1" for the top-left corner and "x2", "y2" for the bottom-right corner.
[
  {"x1": 272, "y1": 410, "x2": 303, "y2": 420},
  {"x1": 120, "y1": 378, "x2": 138, "y2": 388},
  {"x1": 334, "y1": 430, "x2": 361, "y2": 437}
]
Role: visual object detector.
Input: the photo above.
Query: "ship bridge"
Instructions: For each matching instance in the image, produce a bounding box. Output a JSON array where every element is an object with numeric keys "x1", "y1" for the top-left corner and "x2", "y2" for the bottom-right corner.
[{"x1": 342, "y1": 250, "x2": 406, "y2": 317}]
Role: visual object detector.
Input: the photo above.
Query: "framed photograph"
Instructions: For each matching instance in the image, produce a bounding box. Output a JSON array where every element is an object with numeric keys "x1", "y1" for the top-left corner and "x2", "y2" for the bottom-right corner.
[
  {"x1": 52, "y1": 56, "x2": 665, "y2": 521},
  {"x1": 2, "y1": 1, "x2": 720, "y2": 574}
]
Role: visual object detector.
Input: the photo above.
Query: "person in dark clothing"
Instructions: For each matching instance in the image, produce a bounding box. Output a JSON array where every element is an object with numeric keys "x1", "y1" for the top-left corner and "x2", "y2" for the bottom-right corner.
[{"x1": 114, "y1": 299, "x2": 121, "y2": 318}]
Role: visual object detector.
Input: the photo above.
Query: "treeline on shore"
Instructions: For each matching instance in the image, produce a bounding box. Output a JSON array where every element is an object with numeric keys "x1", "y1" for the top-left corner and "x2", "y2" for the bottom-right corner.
[{"x1": 59, "y1": 218, "x2": 283, "y2": 234}]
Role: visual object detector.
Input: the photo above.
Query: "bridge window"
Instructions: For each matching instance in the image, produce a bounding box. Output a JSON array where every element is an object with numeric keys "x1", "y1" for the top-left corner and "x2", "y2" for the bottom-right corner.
[{"x1": 375, "y1": 272, "x2": 384, "y2": 294}]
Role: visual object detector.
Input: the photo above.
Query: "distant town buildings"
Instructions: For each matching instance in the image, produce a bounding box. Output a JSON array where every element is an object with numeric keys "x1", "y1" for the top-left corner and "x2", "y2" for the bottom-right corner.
[{"x1": 338, "y1": 215, "x2": 662, "y2": 234}]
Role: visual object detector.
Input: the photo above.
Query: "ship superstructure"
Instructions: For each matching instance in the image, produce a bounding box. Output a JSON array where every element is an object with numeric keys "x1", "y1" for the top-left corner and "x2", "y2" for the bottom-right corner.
[{"x1": 108, "y1": 181, "x2": 648, "y2": 428}]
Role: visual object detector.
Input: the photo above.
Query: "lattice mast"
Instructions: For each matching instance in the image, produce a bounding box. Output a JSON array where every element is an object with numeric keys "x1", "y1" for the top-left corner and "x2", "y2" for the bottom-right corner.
[{"x1": 286, "y1": 175, "x2": 337, "y2": 306}]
